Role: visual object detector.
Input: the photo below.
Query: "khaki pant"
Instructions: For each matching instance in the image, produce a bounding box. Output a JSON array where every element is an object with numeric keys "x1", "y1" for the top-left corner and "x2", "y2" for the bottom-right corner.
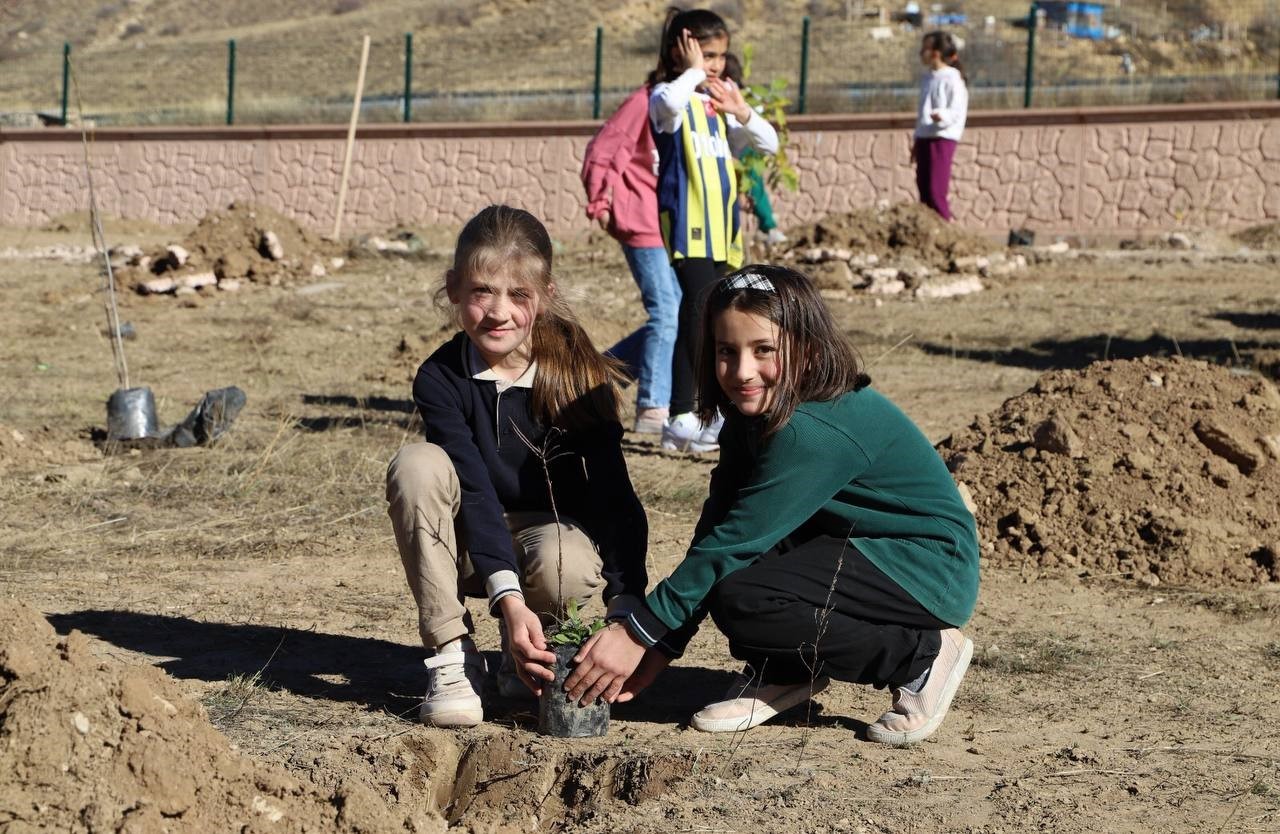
[{"x1": 386, "y1": 442, "x2": 605, "y2": 649}]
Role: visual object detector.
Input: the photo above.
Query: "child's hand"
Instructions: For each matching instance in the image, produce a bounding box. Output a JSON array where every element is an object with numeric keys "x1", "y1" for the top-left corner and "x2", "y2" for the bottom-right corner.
[
  {"x1": 930, "y1": 110, "x2": 944, "y2": 123},
  {"x1": 596, "y1": 209, "x2": 611, "y2": 232},
  {"x1": 498, "y1": 596, "x2": 557, "y2": 695},
  {"x1": 564, "y1": 622, "x2": 646, "y2": 706},
  {"x1": 613, "y1": 648, "x2": 671, "y2": 703},
  {"x1": 674, "y1": 28, "x2": 705, "y2": 73},
  {"x1": 706, "y1": 77, "x2": 752, "y2": 124}
]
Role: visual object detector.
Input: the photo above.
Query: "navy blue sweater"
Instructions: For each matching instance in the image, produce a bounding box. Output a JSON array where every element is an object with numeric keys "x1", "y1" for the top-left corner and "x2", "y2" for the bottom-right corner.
[{"x1": 412, "y1": 332, "x2": 648, "y2": 606}]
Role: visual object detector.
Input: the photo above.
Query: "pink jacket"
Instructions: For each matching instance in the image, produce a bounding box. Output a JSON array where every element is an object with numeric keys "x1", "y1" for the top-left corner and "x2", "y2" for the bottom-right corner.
[{"x1": 580, "y1": 85, "x2": 664, "y2": 249}]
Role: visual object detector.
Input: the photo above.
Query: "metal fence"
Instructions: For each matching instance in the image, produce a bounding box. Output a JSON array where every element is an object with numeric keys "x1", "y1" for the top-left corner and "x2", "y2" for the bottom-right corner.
[{"x1": 0, "y1": 1, "x2": 1276, "y2": 127}]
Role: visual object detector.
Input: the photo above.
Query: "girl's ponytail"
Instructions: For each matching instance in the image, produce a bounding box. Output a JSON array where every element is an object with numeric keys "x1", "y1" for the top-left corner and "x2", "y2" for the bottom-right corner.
[
  {"x1": 529, "y1": 298, "x2": 626, "y2": 432},
  {"x1": 648, "y1": 7, "x2": 684, "y2": 86}
]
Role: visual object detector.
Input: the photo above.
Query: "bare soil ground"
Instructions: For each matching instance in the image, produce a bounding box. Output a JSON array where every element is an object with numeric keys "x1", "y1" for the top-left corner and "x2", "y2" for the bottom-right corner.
[{"x1": 2, "y1": 219, "x2": 1279, "y2": 832}]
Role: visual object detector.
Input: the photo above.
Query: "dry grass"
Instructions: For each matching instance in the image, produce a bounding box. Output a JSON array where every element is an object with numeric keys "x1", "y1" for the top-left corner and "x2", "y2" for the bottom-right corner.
[{"x1": 0, "y1": 0, "x2": 1275, "y2": 122}]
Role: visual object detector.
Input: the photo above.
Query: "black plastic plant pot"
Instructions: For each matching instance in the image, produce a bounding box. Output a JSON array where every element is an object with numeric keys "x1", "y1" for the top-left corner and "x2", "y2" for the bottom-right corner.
[{"x1": 537, "y1": 643, "x2": 609, "y2": 738}]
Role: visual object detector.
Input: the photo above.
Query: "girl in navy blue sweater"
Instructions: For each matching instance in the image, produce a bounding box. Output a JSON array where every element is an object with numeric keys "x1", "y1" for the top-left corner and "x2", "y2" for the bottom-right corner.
[{"x1": 386, "y1": 205, "x2": 648, "y2": 727}]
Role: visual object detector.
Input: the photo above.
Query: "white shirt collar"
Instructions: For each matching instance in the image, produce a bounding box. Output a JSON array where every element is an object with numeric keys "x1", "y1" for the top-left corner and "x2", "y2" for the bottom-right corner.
[{"x1": 466, "y1": 339, "x2": 536, "y2": 391}]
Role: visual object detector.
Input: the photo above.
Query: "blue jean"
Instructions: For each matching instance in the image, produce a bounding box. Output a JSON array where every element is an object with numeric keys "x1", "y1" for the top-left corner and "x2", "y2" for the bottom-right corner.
[{"x1": 607, "y1": 245, "x2": 681, "y2": 410}]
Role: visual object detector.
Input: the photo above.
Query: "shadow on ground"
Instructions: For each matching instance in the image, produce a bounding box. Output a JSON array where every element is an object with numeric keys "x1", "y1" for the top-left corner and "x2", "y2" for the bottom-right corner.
[
  {"x1": 45, "y1": 610, "x2": 733, "y2": 725},
  {"x1": 1210, "y1": 311, "x2": 1280, "y2": 331},
  {"x1": 296, "y1": 393, "x2": 419, "y2": 433},
  {"x1": 917, "y1": 332, "x2": 1279, "y2": 372}
]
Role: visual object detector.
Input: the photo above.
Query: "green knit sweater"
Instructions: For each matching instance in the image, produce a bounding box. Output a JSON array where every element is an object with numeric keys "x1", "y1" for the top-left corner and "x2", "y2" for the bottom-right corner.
[{"x1": 627, "y1": 387, "x2": 979, "y2": 652}]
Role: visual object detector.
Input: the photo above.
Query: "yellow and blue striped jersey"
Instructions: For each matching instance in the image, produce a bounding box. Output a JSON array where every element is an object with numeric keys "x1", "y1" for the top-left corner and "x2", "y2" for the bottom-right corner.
[{"x1": 654, "y1": 95, "x2": 743, "y2": 269}]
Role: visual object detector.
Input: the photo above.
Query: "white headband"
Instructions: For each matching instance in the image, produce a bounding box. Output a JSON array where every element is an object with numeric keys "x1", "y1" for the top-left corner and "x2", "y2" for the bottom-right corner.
[{"x1": 719, "y1": 272, "x2": 776, "y2": 294}]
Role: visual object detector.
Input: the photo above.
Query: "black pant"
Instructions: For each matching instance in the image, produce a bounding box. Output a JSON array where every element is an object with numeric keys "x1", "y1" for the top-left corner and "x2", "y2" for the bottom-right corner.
[
  {"x1": 670, "y1": 258, "x2": 727, "y2": 415},
  {"x1": 707, "y1": 532, "x2": 950, "y2": 688}
]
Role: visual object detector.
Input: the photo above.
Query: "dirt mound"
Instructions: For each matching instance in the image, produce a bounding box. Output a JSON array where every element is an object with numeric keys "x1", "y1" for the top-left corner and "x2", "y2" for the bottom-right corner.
[
  {"x1": 782, "y1": 202, "x2": 997, "y2": 271},
  {"x1": 114, "y1": 203, "x2": 344, "y2": 296},
  {"x1": 1233, "y1": 222, "x2": 1280, "y2": 250},
  {"x1": 0, "y1": 600, "x2": 405, "y2": 833},
  {"x1": 939, "y1": 358, "x2": 1280, "y2": 586},
  {"x1": 179, "y1": 202, "x2": 340, "y2": 284}
]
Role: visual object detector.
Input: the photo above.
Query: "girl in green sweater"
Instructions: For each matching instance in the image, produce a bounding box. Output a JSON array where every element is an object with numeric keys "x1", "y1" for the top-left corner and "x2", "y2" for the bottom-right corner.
[{"x1": 566, "y1": 265, "x2": 980, "y2": 745}]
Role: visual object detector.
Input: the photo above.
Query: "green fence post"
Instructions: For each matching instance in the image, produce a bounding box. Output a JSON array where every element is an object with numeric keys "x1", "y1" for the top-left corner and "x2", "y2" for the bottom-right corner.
[
  {"x1": 404, "y1": 32, "x2": 413, "y2": 123},
  {"x1": 1023, "y1": 2, "x2": 1038, "y2": 109},
  {"x1": 226, "y1": 39, "x2": 236, "y2": 125},
  {"x1": 592, "y1": 26, "x2": 603, "y2": 119},
  {"x1": 798, "y1": 16, "x2": 810, "y2": 114},
  {"x1": 60, "y1": 42, "x2": 70, "y2": 125}
]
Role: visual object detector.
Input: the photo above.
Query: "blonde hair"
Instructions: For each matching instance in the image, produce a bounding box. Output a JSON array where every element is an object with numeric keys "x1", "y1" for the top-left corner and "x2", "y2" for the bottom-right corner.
[{"x1": 442, "y1": 205, "x2": 625, "y2": 431}]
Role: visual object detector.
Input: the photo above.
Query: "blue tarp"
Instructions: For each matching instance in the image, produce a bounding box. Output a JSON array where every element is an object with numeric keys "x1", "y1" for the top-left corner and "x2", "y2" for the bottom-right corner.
[{"x1": 1039, "y1": 1, "x2": 1106, "y2": 41}]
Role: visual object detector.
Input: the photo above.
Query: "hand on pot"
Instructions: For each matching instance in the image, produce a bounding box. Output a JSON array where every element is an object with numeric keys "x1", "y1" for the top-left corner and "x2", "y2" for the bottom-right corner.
[
  {"x1": 564, "y1": 622, "x2": 646, "y2": 706},
  {"x1": 614, "y1": 648, "x2": 671, "y2": 703},
  {"x1": 498, "y1": 596, "x2": 557, "y2": 695}
]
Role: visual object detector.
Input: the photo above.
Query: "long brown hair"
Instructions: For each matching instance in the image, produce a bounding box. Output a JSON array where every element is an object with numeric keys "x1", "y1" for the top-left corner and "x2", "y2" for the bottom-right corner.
[
  {"x1": 443, "y1": 205, "x2": 625, "y2": 432},
  {"x1": 695, "y1": 264, "x2": 870, "y2": 438}
]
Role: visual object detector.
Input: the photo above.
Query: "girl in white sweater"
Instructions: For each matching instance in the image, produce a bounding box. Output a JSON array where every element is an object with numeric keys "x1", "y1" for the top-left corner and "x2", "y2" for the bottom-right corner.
[{"x1": 911, "y1": 31, "x2": 969, "y2": 221}]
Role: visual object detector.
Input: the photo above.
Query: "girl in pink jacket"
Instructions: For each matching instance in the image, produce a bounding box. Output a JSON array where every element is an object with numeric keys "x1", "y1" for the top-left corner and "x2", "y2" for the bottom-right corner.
[{"x1": 582, "y1": 86, "x2": 681, "y2": 435}]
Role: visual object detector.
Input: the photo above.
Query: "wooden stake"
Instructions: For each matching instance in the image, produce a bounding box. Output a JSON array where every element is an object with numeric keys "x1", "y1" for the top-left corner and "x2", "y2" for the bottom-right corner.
[{"x1": 330, "y1": 35, "x2": 371, "y2": 241}]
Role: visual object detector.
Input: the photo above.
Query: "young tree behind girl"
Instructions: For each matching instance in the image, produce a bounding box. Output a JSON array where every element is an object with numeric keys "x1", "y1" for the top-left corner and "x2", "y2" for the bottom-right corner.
[
  {"x1": 648, "y1": 8, "x2": 779, "y2": 453},
  {"x1": 385, "y1": 205, "x2": 648, "y2": 728},
  {"x1": 912, "y1": 31, "x2": 969, "y2": 222},
  {"x1": 567, "y1": 266, "x2": 979, "y2": 746},
  {"x1": 723, "y1": 52, "x2": 787, "y2": 247}
]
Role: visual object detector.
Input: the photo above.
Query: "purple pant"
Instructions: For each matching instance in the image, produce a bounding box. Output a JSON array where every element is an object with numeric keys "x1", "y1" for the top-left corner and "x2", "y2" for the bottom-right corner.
[{"x1": 915, "y1": 137, "x2": 958, "y2": 221}]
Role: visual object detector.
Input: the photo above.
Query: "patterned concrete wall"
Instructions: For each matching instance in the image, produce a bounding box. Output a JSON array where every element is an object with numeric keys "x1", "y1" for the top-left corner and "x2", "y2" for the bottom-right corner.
[{"x1": 2, "y1": 104, "x2": 1277, "y2": 237}]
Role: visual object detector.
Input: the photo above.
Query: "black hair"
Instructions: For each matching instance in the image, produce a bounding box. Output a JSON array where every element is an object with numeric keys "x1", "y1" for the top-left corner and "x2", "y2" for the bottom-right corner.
[
  {"x1": 723, "y1": 51, "x2": 743, "y2": 88},
  {"x1": 923, "y1": 30, "x2": 966, "y2": 83},
  {"x1": 647, "y1": 7, "x2": 731, "y2": 86}
]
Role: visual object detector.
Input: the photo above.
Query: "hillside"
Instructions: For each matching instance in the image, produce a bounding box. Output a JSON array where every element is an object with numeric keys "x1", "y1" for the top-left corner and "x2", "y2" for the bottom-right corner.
[{"x1": 0, "y1": 0, "x2": 1274, "y2": 123}]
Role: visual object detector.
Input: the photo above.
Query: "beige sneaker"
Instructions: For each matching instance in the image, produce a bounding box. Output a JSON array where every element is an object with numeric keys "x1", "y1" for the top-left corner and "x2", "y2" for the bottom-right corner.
[
  {"x1": 866, "y1": 628, "x2": 973, "y2": 746},
  {"x1": 633, "y1": 407, "x2": 668, "y2": 435},
  {"x1": 420, "y1": 650, "x2": 486, "y2": 727},
  {"x1": 691, "y1": 672, "x2": 830, "y2": 733}
]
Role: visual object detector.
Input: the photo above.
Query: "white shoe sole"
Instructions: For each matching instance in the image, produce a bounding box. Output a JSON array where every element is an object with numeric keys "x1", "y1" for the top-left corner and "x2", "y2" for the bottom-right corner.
[
  {"x1": 866, "y1": 637, "x2": 973, "y2": 746},
  {"x1": 419, "y1": 702, "x2": 483, "y2": 727},
  {"x1": 660, "y1": 436, "x2": 719, "y2": 454},
  {"x1": 691, "y1": 678, "x2": 828, "y2": 733}
]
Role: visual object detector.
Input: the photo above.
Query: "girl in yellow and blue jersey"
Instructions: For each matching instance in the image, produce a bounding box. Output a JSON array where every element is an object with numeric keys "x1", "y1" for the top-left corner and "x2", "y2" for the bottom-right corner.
[{"x1": 648, "y1": 8, "x2": 778, "y2": 454}]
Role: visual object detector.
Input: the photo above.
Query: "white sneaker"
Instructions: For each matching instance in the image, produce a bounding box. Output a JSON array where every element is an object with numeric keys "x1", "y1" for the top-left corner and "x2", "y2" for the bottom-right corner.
[
  {"x1": 661, "y1": 412, "x2": 720, "y2": 454},
  {"x1": 420, "y1": 649, "x2": 486, "y2": 727},
  {"x1": 765, "y1": 228, "x2": 788, "y2": 246},
  {"x1": 691, "y1": 672, "x2": 830, "y2": 733},
  {"x1": 698, "y1": 411, "x2": 724, "y2": 446}
]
